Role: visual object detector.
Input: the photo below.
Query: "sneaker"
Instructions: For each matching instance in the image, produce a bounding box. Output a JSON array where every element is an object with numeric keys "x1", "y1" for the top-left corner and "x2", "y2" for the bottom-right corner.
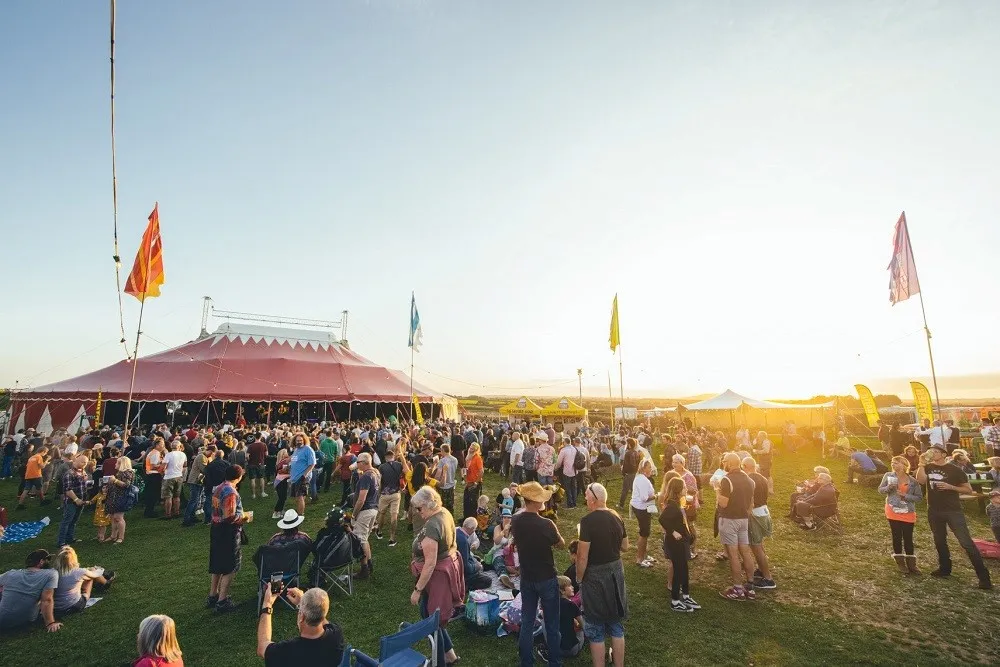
[
  {"x1": 720, "y1": 585, "x2": 746, "y2": 601},
  {"x1": 214, "y1": 597, "x2": 237, "y2": 613},
  {"x1": 671, "y1": 599, "x2": 693, "y2": 612},
  {"x1": 536, "y1": 644, "x2": 551, "y2": 663},
  {"x1": 195, "y1": 509, "x2": 204, "y2": 515},
  {"x1": 388, "y1": 540, "x2": 398, "y2": 547},
  {"x1": 754, "y1": 578, "x2": 777, "y2": 590},
  {"x1": 930, "y1": 569, "x2": 950, "y2": 578},
  {"x1": 261, "y1": 492, "x2": 268, "y2": 498},
  {"x1": 499, "y1": 574, "x2": 514, "y2": 589},
  {"x1": 637, "y1": 559, "x2": 654, "y2": 569},
  {"x1": 744, "y1": 588, "x2": 757, "y2": 601},
  {"x1": 753, "y1": 568, "x2": 763, "y2": 579},
  {"x1": 375, "y1": 530, "x2": 384, "y2": 540},
  {"x1": 978, "y1": 579, "x2": 993, "y2": 590},
  {"x1": 681, "y1": 594, "x2": 701, "y2": 609},
  {"x1": 271, "y1": 512, "x2": 282, "y2": 520},
  {"x1": 205, "y1": 595, "x2": 219, "y2": 608}
]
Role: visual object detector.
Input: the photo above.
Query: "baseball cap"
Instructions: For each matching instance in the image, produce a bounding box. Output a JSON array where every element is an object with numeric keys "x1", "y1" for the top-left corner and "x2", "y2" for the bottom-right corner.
[
  {"x1": 26, "y1": 549, "x2": 51, "y2": 568},
  {"x1": 501, "y1": 508, "x2": 512, "y2": 517}
]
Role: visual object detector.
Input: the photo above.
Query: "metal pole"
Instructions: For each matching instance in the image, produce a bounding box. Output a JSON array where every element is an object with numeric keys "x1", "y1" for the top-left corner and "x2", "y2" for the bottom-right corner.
[
  {"x1": 410, "y1": 345, "x2": 415, "y2": 420},
  {"x1": 906, "y1": 217, "x2": 945, "y2": 442},
  {"x1": 122, "y1": 295, "x2": 147, "y2": 430},
  {"x1": 618, "y1": 347, "x2": 625, "y2": 422},
  {"x1": 608, "y1": 370, "x2": 615, "y2": 431},
  {"x1": 577, "y1": 368, "x2": 583, "y2": 406}
]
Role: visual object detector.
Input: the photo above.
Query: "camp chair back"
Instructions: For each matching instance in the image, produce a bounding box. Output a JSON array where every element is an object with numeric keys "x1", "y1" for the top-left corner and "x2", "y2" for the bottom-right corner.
[
  {"x1": 351, "y1": 609, "x2": 440, "y2": 667},
  {"x1": 812, "y1": 490, "x2": 843, "y2": 534},
  {"x1": 313, "y1": 530, "x2": 356, "y2": 596},
  {"x1": 254, "y1": 543, "x2": 302, "y2": 611}
]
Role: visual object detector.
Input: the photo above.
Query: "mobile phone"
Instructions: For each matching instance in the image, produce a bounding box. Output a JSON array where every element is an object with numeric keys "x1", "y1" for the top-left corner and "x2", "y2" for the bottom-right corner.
[{"x1": 270, "y1": 573, "x2": 283, "y2": 594}]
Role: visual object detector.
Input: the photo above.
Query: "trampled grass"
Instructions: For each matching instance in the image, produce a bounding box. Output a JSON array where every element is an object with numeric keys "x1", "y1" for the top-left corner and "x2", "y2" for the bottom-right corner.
[{"x1": 0, "y1": 447, "x2": 996, "y2": 666}]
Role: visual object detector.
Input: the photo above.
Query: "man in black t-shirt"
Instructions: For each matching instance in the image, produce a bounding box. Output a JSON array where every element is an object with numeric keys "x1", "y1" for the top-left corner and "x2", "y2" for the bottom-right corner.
[
  {"x1": 915, "y1": 444, "x2": 992, "y2": 589},
  {"x1": 511, "y1": 482, "x2": 565, "y2": 667},
  {"x1": 717, "y1": 452, "x2": 757, "y2": 600},
  {"x1": 375, "y1": 450, "x2": 405, "y2": 546},
  {"x1": 258, "y1": 586, "x2": 345, "y2": 665}
]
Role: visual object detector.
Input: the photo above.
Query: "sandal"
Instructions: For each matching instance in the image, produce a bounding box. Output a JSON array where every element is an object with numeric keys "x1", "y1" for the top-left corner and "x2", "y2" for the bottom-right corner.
[{"x1": 715, "y1": 552, "x2": 728, "y2": 561}]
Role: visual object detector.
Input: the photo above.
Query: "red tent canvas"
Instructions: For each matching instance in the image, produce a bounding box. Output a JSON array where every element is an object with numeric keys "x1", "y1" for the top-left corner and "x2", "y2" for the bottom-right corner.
[{"x1": 13, "y1": 324, "x2": 447, "y2": 429}]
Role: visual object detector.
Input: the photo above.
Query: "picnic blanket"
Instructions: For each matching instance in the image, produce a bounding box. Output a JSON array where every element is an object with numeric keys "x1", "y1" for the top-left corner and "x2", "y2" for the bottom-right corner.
[{"x1": 0, "y1": 516, "x2": 51, "y2": 544}]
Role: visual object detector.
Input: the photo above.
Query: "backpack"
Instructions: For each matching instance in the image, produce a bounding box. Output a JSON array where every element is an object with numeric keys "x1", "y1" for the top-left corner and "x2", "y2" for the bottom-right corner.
[
  {"x1": 622, "y1": 449, "x2": 641, "y2": 475},
  {"x1": 522, "y1": 446, "x2": 537, "y2": 471},
  {"x1": 573, "y1": 448, "x2": 587, "y2": 472}
]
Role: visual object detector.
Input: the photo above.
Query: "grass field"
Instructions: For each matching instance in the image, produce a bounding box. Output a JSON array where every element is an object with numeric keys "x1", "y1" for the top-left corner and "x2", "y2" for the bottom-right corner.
[{"x1": 1, "y1": 447, "x2": 997, "y2": 667}]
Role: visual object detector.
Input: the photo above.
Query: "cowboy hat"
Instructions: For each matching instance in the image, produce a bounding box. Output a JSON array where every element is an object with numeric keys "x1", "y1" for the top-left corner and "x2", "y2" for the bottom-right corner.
[
  {"x1": 518, "y1": 481, "x2": 553, "y2": 503},
  {"x1": 277, "y1": 509, "x2": 304, "y2": 530}
]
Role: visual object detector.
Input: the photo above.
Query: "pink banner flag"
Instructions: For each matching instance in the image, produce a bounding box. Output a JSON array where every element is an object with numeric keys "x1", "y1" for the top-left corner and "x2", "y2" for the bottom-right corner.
[{"x1": 887, "y1": 211, "x2": 920, "y2": 305}]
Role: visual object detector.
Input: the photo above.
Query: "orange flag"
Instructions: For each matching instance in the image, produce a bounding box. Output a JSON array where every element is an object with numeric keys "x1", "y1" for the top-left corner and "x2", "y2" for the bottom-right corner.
[{"x1": 124, "y1": 203, "x2": 165, "y2": 301}]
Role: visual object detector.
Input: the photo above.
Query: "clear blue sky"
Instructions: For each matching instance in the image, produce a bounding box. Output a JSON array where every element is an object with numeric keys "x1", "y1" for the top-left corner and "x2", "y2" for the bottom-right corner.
[{"x1": 3, "y1": 1, "x2": 999, "y2": 399}]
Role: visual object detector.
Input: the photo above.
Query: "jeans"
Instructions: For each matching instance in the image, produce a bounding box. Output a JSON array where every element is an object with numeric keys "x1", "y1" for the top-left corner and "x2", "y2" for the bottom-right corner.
[
  {"x1": 57, "y1": 502, "x2": 83, "y2": 546},
  {"x1": 322, "y1": 462, "x2": 334, "y2": 491},
  {"x1": 665, "y1": 537, "x2": 689, "y2": 600},
  {"x1": 927, "y1": 510, "x2": 991, "y2": 582},
  {"x1": 619, "y1": 473, "x2": 635, "y2": 508},
  {"x1": 183, "y1": 484, "x2": 204, "y2": 524},
  {"x1": 519, "y1": 577, "x2": 561, "y2": 667},
  {"x1": 309, "y1": 473, "x2": 318, "y2": 500},
  {"x1": 202, "y1": 486, "x2": 214, "y2": 524},
  {"x1": 339, "y1": 479, "x2": 351, "y2": 507},
  {"x1": 538, "y1": 475, "x2": 553, "y2": 487},
  {"x1": 888, "y1": 519, "x2": 915, "y2": 556},
  {"x1": 561, "y1": 473, "x2": 577, "y2": 508},
  {"x1": 1, "y1": 454, "x2": 13, "y2": 478},
  {"x1": 144, "y1": 474, "x2": 162, "y2": 516},
  {"x1": 512, "y1": 465, "x2": 525, "y2": 484}
]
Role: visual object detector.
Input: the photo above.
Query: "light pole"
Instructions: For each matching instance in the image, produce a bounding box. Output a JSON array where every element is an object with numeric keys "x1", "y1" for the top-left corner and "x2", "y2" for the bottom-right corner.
[{"x1": 577, "y1": 368, "x2": 583, "y2": 405}]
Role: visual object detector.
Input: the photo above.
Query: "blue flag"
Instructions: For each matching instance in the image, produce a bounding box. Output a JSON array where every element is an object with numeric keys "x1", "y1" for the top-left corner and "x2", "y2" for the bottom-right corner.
[{"x1": 408, "y1": 292, "x2": 423, "y2": 351}]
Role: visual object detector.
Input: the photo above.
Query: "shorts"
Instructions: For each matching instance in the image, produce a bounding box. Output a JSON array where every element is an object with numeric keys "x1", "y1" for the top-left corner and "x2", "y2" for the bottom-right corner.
[
  {"x1": 24, "y1": 478, "x2": 42, "y2": 491},
  {"x1": 632, "y1": 506, "x2": 652, "y2": 538},
  {"x1": 378, "y1": 492, "x2": 401, "y2": 519},
  {"x1": 583, "y1": 619, "x2": 625, "y2": 644},
  {"x1": 161, "y1": 477, "x2": 183, "y2": 499},
  {"x1": 290, "y1": 479, "x2": 309, "y2": 497},
  {"x1": 718, "y1": 517, "x2": 750, "y2": 546},
  {"x1": 248, "y1": 465, "x2": 266, "y2": 480},
  {"x1": 353, "y1": 508, "x2": 379, "y2": 544},
  {"x1": 749, "y1": 512, "x2": 772, "y2": 545}
]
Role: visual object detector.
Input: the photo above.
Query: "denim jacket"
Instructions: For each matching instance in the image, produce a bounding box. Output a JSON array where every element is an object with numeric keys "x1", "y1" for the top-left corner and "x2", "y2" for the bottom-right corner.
[{"x1": 878, "y1": 472, "x2": 923, "y2": 513}]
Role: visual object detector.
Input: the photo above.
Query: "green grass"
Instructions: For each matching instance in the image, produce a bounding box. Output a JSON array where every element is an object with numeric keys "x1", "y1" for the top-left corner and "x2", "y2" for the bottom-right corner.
[{"x1": 1, "y1": 449, "x2": 997, "y2": 667}]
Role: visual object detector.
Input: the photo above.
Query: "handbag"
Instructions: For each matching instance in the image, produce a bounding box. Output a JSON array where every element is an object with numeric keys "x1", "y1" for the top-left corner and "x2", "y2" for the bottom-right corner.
[{"x1": 239, "y1": 525, "x2": 250, "y2": 545}]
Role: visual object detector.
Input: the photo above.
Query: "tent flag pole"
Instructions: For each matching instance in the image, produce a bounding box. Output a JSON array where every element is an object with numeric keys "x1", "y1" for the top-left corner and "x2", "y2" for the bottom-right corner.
[
  {"x1": 410, "y1": 345, "x2": 415, "y2": 421},
  {"x1": 617, "y1": 346, "x2": 625, "y2": 422},
  {"x1": 608, "y1": 370, "x2": 615, "y2": 431},
  {"x1": 122, "y1": 293, "x2": 147, "y2": 430}
]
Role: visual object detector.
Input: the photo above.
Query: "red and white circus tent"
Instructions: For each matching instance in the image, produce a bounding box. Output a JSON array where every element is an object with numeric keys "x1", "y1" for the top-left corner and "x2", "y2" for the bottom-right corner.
[{"x1": 10, "y1": 323, "x2": 456, "y2": 432}]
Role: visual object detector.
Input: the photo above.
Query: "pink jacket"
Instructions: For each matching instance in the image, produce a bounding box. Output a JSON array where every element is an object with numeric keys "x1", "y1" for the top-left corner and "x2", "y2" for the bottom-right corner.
[{"x1": 410, "y1": 550, "x2": 466, "y2": 628}]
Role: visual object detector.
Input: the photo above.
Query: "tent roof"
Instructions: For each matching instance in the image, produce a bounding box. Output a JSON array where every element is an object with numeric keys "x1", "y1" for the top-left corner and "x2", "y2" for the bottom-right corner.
[
  {"x1": 498, "y1": 397, "x2": 544, "y2": 416},
  {"x1": 16, "y1": 324, "x2": 445, "y2": 403},
  {"x1": 540, "y1": 397, "x2": 588, "y2": 418},
  {"x1": 682, "y1": 389, "x2": 833, "y2": 411}
]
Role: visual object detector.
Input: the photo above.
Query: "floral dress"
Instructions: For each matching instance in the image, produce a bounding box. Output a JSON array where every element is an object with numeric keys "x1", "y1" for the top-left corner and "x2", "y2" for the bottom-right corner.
[{"x1": 104, "y1": 469, "x2": 135, "y2": 515}]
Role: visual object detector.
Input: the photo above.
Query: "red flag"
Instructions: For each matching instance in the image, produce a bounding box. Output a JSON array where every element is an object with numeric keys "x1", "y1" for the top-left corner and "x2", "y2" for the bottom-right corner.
[
  {"x1": 124, "y1": 204, "x2": 165, "y2": 302},
  {"x1": 887, "y1": 211, "x2": 920, "y2": 305}
]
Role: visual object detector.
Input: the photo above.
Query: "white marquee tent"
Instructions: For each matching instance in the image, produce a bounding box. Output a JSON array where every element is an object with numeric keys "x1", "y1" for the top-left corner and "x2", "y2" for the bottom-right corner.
[{"x1": 682, "y1": 389, "x2": 834, "y2": 411}]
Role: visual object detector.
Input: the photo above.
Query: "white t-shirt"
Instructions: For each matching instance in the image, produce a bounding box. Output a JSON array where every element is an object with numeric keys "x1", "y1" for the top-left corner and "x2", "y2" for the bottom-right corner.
[
  {"x1": 510, "y1": 440, "x2": 525, "y2": 466},
  {"x1": 163, "y1": 450, "x2": 187, "y2": 480},
  {"x1": 63, "y1": 443, "x2": 79, "y2": 456},
  {"x1": 631, "y1": 474, "x2": 656, "y2": 511}
]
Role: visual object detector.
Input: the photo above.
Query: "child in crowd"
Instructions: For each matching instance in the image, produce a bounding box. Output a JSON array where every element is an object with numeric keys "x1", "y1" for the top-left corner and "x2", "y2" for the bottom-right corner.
[
  {"x1": 500, "y1": 487, "x2": 515, "y2": 513},
  {"x1": 987, "y1": 489, "x2": 1000, "y2": 544},
  {"x1": 536, "y1": 575, "x2": 585, "y2": 663},
  {"x1": 475, "y1": 494, "x2": 492, "y2": 544},
  {"x1": 563, "y1": 540, "x2": 581, "y2": 599}
]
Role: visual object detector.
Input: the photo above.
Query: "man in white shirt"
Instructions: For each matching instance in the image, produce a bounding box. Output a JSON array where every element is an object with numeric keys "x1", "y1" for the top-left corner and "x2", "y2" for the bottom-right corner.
[
  {"x1": 62, "y1": 436, "x2": 79, "y2": 457},
  {"x1": 915, "y1": 420, "x2": 947, "y2": 449},
  {"x1": 161, "y1": 441, "x2": 188, "y2": 520},
  {"x1": 509, "y1": 433, "x2": 525, "y2": 483}
]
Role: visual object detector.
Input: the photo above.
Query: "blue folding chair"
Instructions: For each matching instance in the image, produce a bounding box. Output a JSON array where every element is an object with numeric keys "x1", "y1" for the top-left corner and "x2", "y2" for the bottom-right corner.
[{"x1": 350, "y1": 609, "x2": 440, "y2": 667}]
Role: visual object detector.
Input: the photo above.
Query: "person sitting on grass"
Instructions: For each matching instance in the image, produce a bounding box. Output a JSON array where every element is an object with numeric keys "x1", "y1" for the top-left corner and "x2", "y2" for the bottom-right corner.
[
  {"x1": 847, "y1": 448, "x2": 887, "y2": 484},
  {"x1": 257, "y1": 586, "x2": 345, "y2": 665},
  {"x1": 0, "y1": 549, "x2": 61, "y2": 633},
  {"x1": 52, "y1": 546, "x2": 115, "y2": 618},
  {"x1": 456, "y1": 517, "x2": 492, "y2": 591},
  {"x1": 535, "y1": 575, "x2": 585, "y2": 663},
  {"x1": 474, "y1": 494, "x2": 492, "y2": 544},
  {"x1": 134, "y1": 614, "x2": 184, "y2": 667},
  {"x1": 826, "y1": 431, "x2": 851, "y2": 459},
  {"x1": 793, "y1": 473, "x2": 838, "y2": 530}
]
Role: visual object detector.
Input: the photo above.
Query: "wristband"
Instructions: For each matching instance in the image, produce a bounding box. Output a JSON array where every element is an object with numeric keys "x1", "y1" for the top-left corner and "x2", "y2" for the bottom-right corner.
[
  {"x1": 260, "y1": 607, "x2": 273, "y2": 616},
  {"x1": 47, "y1": 621, "x2": 58, "y2": 627},
  {"x1": 415, "y1": 586, "x2": 424, "y2": 593}
]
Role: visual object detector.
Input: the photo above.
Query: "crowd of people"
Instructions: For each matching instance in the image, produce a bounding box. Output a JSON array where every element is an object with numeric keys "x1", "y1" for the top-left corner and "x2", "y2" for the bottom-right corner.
[{"x1": 1, "y1": 412, "x2": 998, "y2": 665}]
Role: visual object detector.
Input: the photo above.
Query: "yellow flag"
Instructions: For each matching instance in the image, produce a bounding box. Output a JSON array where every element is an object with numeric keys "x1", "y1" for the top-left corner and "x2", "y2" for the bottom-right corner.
[
  {"x1": 909, "y1": 381, "x2": 934, "y2": 423},
  {"x1": 609, "y1": 294, "x2": 620, "y2": 352},
  {"x1": 412, "y1": 394, "x2": 424, "y2": 425},
  {"x1": 854, "y1": 384, "x2": 879, "y2": 427},
  {"x1": 94, "y1": 388, "x2": 103, "y2": 427}
]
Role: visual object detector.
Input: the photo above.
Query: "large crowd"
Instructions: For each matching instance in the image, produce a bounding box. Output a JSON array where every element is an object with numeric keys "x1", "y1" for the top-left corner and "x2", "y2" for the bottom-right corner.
[{"x1": 1, "y1": 413, "x2": 999, "y2": 666}]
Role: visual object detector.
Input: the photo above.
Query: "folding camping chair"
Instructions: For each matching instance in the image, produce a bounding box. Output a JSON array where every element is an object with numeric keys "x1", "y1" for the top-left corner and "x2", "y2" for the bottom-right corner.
[
  {"x1": 254, "y1": 544, "x2": 302, "y2": 611},
  {"x1": 313, "y1": 530, "x2": 357, "y2": 597},
  {"x1": 350, "y1": 609, "x2": 440, "y2": 667},
  {"x1": 812, "y1": 502, "x2": 844, "y2": 535}
]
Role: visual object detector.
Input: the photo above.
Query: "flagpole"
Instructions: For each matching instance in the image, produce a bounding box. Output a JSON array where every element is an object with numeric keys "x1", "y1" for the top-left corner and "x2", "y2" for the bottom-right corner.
[
  {"x1": 904, "y1": 218, "x2": 944, "y2": 433},
  {"x1": 618, "y1": 346, "x2": 625, "y2": 421},
  {"x1": 608, "y1": 370, "x2": 614, "y2": 431},
  {"x1": 122, "y1": 207, "x2": 156, "y2": 431},
  {"x1": 410, "y1": 344, "x2": 415, "y2": 421}
]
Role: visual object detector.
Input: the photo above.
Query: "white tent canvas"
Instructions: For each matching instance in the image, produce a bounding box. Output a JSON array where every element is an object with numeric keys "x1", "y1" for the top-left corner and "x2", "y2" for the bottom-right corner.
[{"x1": 683, "y1": 389, "x2": 833, "y2": 411}]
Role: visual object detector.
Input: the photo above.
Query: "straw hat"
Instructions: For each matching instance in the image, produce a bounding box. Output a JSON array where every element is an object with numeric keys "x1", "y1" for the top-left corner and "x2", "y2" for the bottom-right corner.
[{"x1": 518, "y1": 481, "x2": 553, "y2": 503}]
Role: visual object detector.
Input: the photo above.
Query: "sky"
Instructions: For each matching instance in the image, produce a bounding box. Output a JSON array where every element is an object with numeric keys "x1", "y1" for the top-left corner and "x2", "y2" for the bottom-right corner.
[{"x1": 3, "y1": 1, "x2": 999, "y2": 401}]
